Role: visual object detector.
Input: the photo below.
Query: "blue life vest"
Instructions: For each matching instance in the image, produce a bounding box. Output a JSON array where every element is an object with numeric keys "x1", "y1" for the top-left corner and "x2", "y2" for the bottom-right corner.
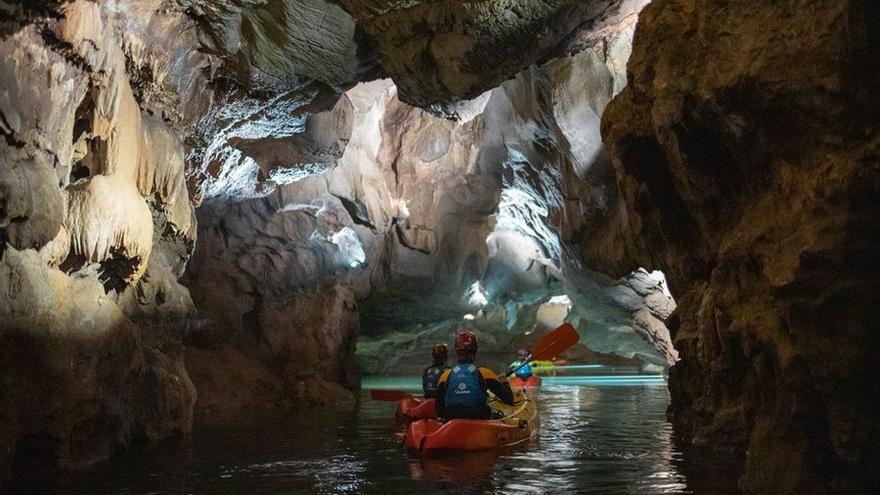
[
  {"x1": 512, "y1": 360, "x2": 533, "y2": 379},
  {"x1": 444, "y1": 364, "x2": 487, "y2": 408},
  {"x1": 422, "y1": 365, "x2": 446, "y2": 396}
]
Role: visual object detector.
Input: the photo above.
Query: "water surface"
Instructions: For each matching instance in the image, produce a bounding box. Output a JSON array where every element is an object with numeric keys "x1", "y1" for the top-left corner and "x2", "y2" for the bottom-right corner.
[{"x1": 48, "y1": 377, "x2": 741, "y2": 494}]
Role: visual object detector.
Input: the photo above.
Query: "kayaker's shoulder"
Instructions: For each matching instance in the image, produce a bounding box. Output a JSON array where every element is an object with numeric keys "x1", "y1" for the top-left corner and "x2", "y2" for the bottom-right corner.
[
  {"x1": 438, "y1": 368, "x2": 452, "y2": 382},
  {"x1": 478, "y1": 367, "x2": 500, "y2": 380}
]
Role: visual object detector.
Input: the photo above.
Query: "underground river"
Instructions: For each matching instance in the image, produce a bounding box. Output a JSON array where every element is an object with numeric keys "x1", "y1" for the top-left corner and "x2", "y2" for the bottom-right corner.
[{"x1": 38, "y1": 376, "x2": 741, "y2": 494}]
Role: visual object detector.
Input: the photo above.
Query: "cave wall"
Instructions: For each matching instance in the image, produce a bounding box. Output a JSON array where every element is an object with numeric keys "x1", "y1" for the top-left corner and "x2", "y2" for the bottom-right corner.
[
  {"x1": 181, "y1": 79, "x2": 500, "y2": 417},
  {"x1": 0, "y1": 0, "x2": 205, "y2": 474},
  {"x1": 183, "y1": 7, "x2": 683, "y2": 394},
  {"x1": 174, "y1": 0, "x2": 648, "y2": 106},
  {"x1": 591, "y1": 0, "x2": 880, "y2": 491},
  {"x1": 169, "y1": 0, "x2": 674, "y2": 383},
  {"x1": 351, "y1": 9, "x2": 676, "y2": 372},
  {"x1": 183, "y1": 77, "x2": 481, "y2": 410},
  {"x1": 178, "y1": 0, "x2": 651, "y2": 202},
  {"x1": 1, "y1": 0, "x2": 665, "y2": 473}
]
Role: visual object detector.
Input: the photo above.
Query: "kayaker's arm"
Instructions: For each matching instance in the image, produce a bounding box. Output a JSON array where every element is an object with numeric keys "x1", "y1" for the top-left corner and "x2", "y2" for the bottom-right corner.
[
  {"x1": 434, "y1": 369, "x2": 452, "y2": 417},
  {"x1": 479, "y1": 368, "x2": 514, "y2": 405},
  {"x1": 435, "y1": 382, "x2": 445, "y2": 417},
  {"x1": 506, "y1": 360, "x2": 520, "y2": 375}
]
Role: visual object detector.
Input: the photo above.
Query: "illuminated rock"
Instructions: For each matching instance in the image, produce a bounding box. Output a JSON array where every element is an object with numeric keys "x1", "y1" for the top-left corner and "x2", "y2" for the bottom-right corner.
[
  {"x1": 0, "y1": 0, "x2": 200, "y2": 473},
  {"x1": 0, "y1": 248, "x2": 195, "y2": 472}
]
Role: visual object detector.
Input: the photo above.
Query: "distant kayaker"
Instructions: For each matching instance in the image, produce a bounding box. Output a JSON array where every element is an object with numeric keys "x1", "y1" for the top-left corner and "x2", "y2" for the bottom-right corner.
[
  {"x1": 422, "y1": 343, "x2": 450, "y2": 399},
  {"x1": 435, "y1": 331, "x2": 514, "y2": 420},
  {"x1": 508, "y1": 349, "x2": 533, "y2": 380}
]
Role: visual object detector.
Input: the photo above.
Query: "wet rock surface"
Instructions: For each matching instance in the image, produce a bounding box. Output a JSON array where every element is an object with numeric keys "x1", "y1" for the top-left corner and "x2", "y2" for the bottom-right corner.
[
  {"x1": 593, "y1": 0, "x2": 880, "y2": 491},
  {"x1": 184, "y1": 283, "x2": 360, "y2": 422}
]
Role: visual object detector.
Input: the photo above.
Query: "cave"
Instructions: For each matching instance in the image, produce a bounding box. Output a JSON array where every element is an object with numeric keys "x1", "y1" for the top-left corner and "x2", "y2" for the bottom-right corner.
[{"x1": 0, "y1": 0, "x2": 877, "y2": 493}]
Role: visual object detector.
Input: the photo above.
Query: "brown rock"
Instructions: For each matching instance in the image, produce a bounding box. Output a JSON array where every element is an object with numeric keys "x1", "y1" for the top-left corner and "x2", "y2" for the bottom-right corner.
[
  {"x1": 183, "y1": 284, "x2": 359, "y2": 419},
  {"x1": 361, "y1": 0, "x2": 646, "y2": 106},
  {"x1": 0, "y1": 1, "x2": 201, "y2": 474},
  {"x1": 594, "y1": 0, "x2": 880, "y2": 490},
  {"x1": 0, "y1": 248, "x2": 195, "y2": 474}
]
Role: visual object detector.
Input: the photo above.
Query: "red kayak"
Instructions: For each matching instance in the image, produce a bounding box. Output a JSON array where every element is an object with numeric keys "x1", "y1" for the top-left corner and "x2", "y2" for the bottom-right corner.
[
  {"x1": 510, "y1": 375, "x2": 541, "y2": 390},
  {"x1": 405, "y1": 391, "x2": 537, "y2": 452},
  {"x1": 397, "y1": 397, "x2": 437, "y2": 420}
]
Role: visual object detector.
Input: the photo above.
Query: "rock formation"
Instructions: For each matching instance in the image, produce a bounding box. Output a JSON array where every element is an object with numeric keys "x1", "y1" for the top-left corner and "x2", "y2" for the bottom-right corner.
[
  {"x1": 359, "y1": 0, "x2": 648, "y2": 107},
  {"x1": 0, "y1": 0, "x2": 200, "y2": 476},
  {"x1": 592, "y1": 0, "x2": 880, "y2": 491},
  {"x1": 184, "y1": 17, "x2": 679, "y2": 399},
  {"x1": 182, "y1": 79, "x2": 497, "y2": 415},
  {"x1": 1, "y1": 1, "x2": 668, "y2": 468},
  {"x1": 2, "y1": 0, "x2": 874, "y2": 491}
]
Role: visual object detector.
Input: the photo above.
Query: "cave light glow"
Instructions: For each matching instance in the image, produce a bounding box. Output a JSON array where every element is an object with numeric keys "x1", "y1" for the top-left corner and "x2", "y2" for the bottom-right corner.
[
  {"x1": 641, "y1": 268, "x2": 673, "y2": 300},
  {"x1": 495, "y1": 150, "x2": 564, "y2": 262},
  {"x1": 329, "y1": 227, "x2": 366, "y2": 268},
  {"x1": 465, "y1": 280, "x2": 489, "y2": 307},
  {"x1": 547, "y1": 294, "x2": 572, "y2": 308},
  {"x1": 268, "y1": 162, "x2": 332, "y2": 186}
]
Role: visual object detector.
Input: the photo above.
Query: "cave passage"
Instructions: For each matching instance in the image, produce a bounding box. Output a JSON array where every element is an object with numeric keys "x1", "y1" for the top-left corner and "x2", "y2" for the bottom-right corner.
[{"x1": 2, "y1": 0, "x2": 877, "y2": 493}]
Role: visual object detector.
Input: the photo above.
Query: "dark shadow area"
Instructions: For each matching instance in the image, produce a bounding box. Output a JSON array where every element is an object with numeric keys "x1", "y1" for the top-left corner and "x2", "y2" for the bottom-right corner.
[
  {"x1": 4, "y1": 432, "x2": 60, "y2": 495},
  {"x1": 671, "y1": 434, "x2": 745, "y2": 495}
]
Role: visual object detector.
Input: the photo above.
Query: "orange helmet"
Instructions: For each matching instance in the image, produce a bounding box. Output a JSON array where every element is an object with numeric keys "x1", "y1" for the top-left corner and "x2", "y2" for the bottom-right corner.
[
  {"x1": 455, "y1": 331, "x2": 479, "y2": 356},
  {"x1": 432, "y1": 343, "x2": 448, "y2": 362}
]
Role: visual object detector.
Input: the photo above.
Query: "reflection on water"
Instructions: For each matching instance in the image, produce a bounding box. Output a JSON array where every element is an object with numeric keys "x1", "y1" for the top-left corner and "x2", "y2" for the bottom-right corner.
[{"x1": 33, "y1": 379, "x2": 741, "y2": 494}]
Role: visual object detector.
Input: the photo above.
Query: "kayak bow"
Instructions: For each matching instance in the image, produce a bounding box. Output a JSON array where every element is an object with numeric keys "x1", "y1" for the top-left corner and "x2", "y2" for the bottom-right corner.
[
  {"x1": 397, "y1": 397, "x2": 438, "y2": 420},
  {"x1": 509, "y1": 375, "x2": 541, "y2": 390},
  {"x1": 405, "y1": 390, "x2": 537, "y2": 452}
]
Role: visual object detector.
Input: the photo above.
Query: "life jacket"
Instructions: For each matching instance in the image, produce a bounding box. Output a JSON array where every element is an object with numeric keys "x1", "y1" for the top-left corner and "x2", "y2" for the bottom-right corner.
[
  {"x1": 444, "y1": 363, "x2": 487, "y2": 408},
  {"x1": 511, "y1": 360, "x2": 533, "y2": 379},
  {"x1": 422, "y1": 364, "x2": 447, "y2": 397}
]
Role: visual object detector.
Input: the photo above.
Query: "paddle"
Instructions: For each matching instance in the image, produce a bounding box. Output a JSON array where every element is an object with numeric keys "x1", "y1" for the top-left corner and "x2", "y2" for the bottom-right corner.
[
  {"x1": 371, "y1": 323, "x2": 579, "y2": 399},
  {"x1": 506, "y1": 322, "x2": 580, "y2": 377},
  {"x1": 369, "y1": 389, "x2": 415, "y2": 401}
]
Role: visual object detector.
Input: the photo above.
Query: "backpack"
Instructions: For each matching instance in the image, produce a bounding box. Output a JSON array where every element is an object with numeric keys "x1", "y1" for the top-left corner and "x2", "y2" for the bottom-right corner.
[
  {"x1": 444, "y1": 364, "x2": 487, "y2": 408},
  {"x1": 422, "y1": 365, "x2": 445, "y2": 395}
]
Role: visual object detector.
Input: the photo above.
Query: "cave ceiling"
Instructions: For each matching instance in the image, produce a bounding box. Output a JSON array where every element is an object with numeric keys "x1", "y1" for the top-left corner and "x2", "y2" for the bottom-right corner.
[
  {"x1": 175, "y1": 0, "x2": 645, "y2": 103},
  {"x1": 159, "y1": 0, "x2": 649, "y2": 202}
]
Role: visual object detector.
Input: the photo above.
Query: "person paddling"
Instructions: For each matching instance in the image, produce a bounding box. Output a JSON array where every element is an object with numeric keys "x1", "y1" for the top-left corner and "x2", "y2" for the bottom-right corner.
[
  {"x1": 422, "y1": 343, "x2": 450, "y2": 399},
  {"x1": 435, "y1": 331, "x2": 514, "y2": 420},
  {"x1": 508, "y1": 348, "x2": 534, "y2": 380}
]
